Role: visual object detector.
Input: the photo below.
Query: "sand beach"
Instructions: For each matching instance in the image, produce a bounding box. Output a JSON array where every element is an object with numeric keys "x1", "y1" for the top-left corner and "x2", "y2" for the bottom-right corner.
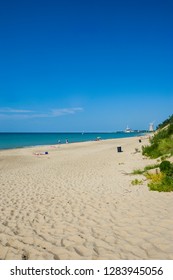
[{"x1": 0, "y1": 136, "x2": 173, "y2": 260}]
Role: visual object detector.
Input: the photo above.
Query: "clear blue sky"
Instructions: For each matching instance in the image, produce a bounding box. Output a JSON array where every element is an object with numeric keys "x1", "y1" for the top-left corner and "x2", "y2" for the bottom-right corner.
[{"x1": 0, "y1": 0, "x2": 172, "y2": 132}]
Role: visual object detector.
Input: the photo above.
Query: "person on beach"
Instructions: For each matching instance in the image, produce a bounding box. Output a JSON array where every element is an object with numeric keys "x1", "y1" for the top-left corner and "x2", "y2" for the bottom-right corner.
[
  {"x1": 66, "y1": 139, "x2": 69, "y2": 144},
  {"x1": 34, "y1": 151, "x2": 48, "y2": 155}
]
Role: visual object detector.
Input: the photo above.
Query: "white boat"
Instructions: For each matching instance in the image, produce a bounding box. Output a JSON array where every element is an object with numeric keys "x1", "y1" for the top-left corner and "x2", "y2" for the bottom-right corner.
[{"x1": 124, "y1": 126, "x2": 134, "y2": 133}]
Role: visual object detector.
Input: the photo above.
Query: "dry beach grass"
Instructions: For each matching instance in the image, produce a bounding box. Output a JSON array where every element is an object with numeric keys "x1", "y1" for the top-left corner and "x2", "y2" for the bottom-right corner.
[{"x1": 0, "y1": 136, "x2": 173, "y2": 260}]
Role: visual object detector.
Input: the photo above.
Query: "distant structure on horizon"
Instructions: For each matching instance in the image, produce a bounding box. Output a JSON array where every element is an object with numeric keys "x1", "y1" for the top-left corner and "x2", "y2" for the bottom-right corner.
[
  {"x1": 149, "y1": 122, "x2": 154, "y2": 132},
  {"x1": 124, "y1": 125, "x2": 134, "y2": 133}
]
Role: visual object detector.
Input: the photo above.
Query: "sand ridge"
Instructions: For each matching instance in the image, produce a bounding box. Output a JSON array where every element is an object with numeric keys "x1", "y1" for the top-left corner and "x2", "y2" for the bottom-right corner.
[{"x1": 0, "y1": 137, "x2": 173, "y2": 259}]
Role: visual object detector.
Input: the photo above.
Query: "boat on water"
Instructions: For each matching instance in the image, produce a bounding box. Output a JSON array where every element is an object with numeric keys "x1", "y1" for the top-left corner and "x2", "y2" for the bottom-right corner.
[{"x1": 124, "y1": 126, "x2": 134, "y2": 133}]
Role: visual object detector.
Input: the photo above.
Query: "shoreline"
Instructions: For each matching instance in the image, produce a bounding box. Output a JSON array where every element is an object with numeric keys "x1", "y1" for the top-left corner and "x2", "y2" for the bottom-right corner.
[
  {"x1": 0, "y1": 136, "x2": 172, "y2": 260},
  {"x1": 0, "y1": 137, "x2": 141, "y2": 153},
  {"x1": 0, "y1": 131, "x2": 148, "y2": 151}
]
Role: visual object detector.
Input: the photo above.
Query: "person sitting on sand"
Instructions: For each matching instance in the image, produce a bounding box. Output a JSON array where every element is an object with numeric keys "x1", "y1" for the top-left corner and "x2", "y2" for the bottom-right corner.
[{"x1": 34, "y1": 151, "x2": 48, "y2": 155}]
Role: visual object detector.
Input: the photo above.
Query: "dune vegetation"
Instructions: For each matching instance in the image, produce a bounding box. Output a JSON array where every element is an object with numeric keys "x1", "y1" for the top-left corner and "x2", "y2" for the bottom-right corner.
[
  {"x1": 142, "y1": 115, "x2": 173, "y2": 159},
  {"x1": 138, "y1": 115, "x2": 173, "y2": 192}
]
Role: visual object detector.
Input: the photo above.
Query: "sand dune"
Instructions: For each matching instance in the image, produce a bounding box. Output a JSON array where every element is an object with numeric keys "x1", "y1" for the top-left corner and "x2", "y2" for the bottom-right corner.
[{"x1": 0, "y1": 137, "x2": 173, "y2": 259}]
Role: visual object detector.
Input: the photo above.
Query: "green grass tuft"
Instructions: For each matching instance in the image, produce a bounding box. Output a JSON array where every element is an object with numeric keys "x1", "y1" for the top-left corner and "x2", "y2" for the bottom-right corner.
[
  {"x1": 145, "y1": 161, "x2": 173, "y2": 192},
  {"x1": 148, "y1": 176, "x2": 173, "y2": 192},
  {"x1": 132, "y1": 169, "x2": 144, "y2": 175},
  {"x1": 131, "y1": 179, "x2": 143, "y2": 185},
  {"x1": 144, "y1": 164, "x2": 160, "y2": 172}
]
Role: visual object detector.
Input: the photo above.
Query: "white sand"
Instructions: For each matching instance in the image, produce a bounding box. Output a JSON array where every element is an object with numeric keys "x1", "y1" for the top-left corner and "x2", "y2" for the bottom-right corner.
[{"x1": 0, "y1": 136, "x2": 173, "y2": 260}]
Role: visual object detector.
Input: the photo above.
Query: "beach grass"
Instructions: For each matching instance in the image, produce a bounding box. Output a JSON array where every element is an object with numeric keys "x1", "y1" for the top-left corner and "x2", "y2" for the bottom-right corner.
[
  {"x1": 132, "y1": 164, "x2": 160, "y2": 175},
  {"x1": 131, "y1": 179, "x2": 143, "y2": 185}
]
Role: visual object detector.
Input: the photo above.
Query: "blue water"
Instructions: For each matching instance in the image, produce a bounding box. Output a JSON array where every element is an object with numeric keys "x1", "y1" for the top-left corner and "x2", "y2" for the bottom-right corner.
[{"x1": 0, "y1": 132, "x2": 146, "y2": 150}]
